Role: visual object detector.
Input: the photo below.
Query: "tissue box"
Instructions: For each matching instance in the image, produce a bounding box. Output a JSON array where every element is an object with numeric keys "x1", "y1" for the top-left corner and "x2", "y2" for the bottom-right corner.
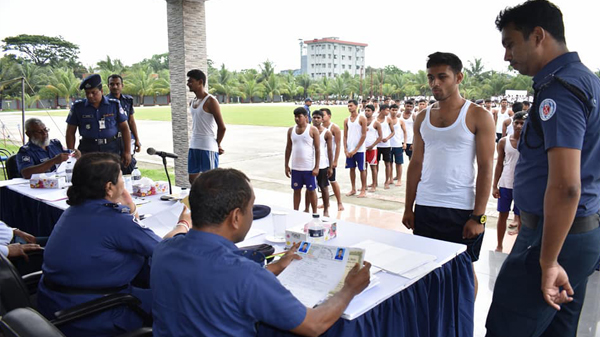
[
  {"x1": 133, "y1": 184, "x2": 155, "y2": 197},
  {"x1": 154, "y1": 181, "x2": 169, "y2": 194},
  {"x1": 30, "y1": 174, "x2": 66, "y2": 189},
  {"x1": 285, "y1": 220, "x2": 337, "y2": 248}
]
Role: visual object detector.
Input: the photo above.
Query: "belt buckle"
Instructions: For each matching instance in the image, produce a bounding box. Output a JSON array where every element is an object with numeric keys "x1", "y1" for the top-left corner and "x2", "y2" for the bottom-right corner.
[{"x1": 97, "y1": 139, "x2": 104, "y2": 145}]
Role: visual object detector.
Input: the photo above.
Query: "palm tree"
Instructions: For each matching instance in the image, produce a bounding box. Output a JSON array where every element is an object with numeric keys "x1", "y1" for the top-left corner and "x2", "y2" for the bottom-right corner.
[
  {"x1": 262, "y1": 74, "x2": 281, "y2": 102},
  {"x1": 258, "y1": 60, "x2": 275, "y2": 83},
  {"x1": 329, "y1": 76, "x2": 348, "y2": 101},
  {"x1": 96, "y1": 56, "x2": 125, "y2": 74},
  {"x1": 209, "y1": 65, "x2": 239, "y2": 103},
  {"x1": 466, "y1": 58, "x2": 485, "y2": 82},
  {"x1": 124, "y1": 65, "x2": 157, "y2": 106},
  {"x1": 482, "y1": 71, "x2": 511, "y2": 97},
  {"x1": 508, "y1": 74, "x2": 533, "y2": 94},
  {"x1": 381, "y1": 83, "x2": 398, "y2": 98},
  {"x1": 280, "y1": 74, "x2": 302, "y2": 101},
  {"x1": 412, "y1": 70, "x2": 429, "y2": 96},
  {"x1": 296, "y1": 74, "x2": 311, "y2": 99},
  {"x1": 237, "y1": 71, "x2": 263, "y2": 103},
  {"x1": 44, "y1": 67, "x2": 80, "y2": 107},
  {"x1": 0, "y1": 57, "x2": 20, "y2": 110},
  {"x1": 16, "y1": 62, "x2": 47, "y2": 95}
]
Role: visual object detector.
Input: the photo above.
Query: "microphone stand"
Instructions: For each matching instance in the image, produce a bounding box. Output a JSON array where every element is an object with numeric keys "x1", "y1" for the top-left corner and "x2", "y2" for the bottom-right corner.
[{"x1": 161, "y1": 155, "x2": 173, "y2": 195}]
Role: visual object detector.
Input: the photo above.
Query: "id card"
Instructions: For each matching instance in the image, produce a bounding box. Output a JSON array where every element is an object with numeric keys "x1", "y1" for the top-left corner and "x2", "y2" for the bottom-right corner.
[{"x1": 99, "y1": 119, "x2": 106, "y2": 129}]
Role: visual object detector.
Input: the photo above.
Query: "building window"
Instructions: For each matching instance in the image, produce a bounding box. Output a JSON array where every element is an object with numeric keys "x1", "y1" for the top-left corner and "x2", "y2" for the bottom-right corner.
[
  {"x1": 342, "y1": 65, "x2": 346, "y2": 69},
  {"x1": 342, "y1": 55, "x2": 345, "y2": 60},
  {"x1": 342, "y1": 46, "x2": 345, "y2": 51},
  {"x1": 334, "y1": 64, "x2": 337, "y2": 68},
  {"x1": 349, "y1": 56, "x2": 352, "y2": 60},
  {"x1": 328, "y1": 45, "x2": 331, "y2": 50},
  {"x1": 333, "y1": 55, "x2": 337, "y2": 59},
  {"x1": 328, "y1": 54, "x2": 331, "y2": 59},
  {"x1": 328, "y1": 63, "x2": 331, "y2": 68},
  {"x1": 311, "y1": 45, "x2": 314, "y2": 50}
]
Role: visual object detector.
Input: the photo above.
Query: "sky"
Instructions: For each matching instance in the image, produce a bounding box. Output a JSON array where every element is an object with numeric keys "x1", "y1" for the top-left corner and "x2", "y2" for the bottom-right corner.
[{"x1": 1, "y1": 0, "x2": 599, "y2": 74}]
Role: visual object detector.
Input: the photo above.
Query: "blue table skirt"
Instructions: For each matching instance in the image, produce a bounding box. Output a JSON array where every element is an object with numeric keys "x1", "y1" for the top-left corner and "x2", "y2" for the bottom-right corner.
[
  {"x1": 0, "y1": 186, "x2": 64, "y2": 236},
  {"x1": 258, "y1": 252, "x2": 474, "y2": 337}
]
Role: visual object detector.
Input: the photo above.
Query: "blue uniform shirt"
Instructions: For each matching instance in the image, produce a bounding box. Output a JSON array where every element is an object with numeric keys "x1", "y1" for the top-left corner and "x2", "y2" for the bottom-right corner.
[
  {"x1": 107, "y1": 93, "x2": 135, "y2": 140},
  {"x1": 66, "y1": 96, "x2": 127, "y2": 139},
  {"x1": 151, "y1": 230, "x2": 307, "y2": 337},
  {"x1": 514, "y1": 52, "x2": 600, "y2": 217},
  {"x1": 16, "y1": 139, "x2": 66, "y2": 174},
  {"x1": 37, "y1": 199, "x2": 161, "y2": 337}
]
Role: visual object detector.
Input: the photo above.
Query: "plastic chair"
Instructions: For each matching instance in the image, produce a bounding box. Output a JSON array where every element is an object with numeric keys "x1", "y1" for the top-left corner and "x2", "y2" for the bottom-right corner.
[{"x1": 6, "y1": 155, "x2": 20, "y2": 179}]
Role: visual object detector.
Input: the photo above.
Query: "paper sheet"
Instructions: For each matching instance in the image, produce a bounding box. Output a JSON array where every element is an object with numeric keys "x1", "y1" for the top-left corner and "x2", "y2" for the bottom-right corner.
[
  {"x1": 34, "y1": 188, "x2": 68, "y2": 202},
  {"x1": 140, "y1": 202, "x2": 184, "y2": 238},
  {"x1": 353, "y1": 240, "x2": 436, "y2": 277},
  {"x1": 0, "y1": 178, "x2": 30, "y2": 187}
]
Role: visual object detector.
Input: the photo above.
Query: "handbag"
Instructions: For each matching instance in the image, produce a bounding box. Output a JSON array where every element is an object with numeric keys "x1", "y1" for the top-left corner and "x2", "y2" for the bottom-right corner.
[{"x1": 236, "y1": 243, "x2": 275, "y2": 266}]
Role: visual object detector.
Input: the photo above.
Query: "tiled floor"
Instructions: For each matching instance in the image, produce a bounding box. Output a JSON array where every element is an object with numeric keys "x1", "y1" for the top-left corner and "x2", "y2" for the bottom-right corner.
[{"x1": 254, "y1": 188, "x2": 600, "y2": 337}]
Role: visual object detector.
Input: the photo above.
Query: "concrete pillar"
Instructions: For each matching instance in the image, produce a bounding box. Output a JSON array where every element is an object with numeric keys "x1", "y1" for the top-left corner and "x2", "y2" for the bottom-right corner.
[{"x1": 165, "y1": 0, "x2": 208, "y2": 187}]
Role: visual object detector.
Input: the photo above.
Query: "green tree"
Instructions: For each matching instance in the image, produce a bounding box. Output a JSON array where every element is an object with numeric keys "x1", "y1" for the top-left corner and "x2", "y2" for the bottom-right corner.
[
  {"x1": 258, "y1": 60, "x2": 275, "y2": 83},
  {"x1": 124, "y1": 65, "x2": 157, "y2": 106},
  {"x1": 280, "y1": 74, "x2": 302, "y2": 101},
  {"x1": 16, "y1": 61, "x2": 48, "y2": 95},
  {"x1": 466, "y1": 58, "x2": 485, "y2": 82},
  {"x1": 262, "y1": 74, "x2": 281, "y2": 102},
  {"x1": 0, "y1": 55, "x2": 21, "y2": 110},
  {"x1": 237, "y1": 71, "x2": 263, "y2": 103},
  {"x1": 296, "y1": 74, "x2": 311, "y2": 99},
  {"x1": 42, "y1": 67, "x2": 80, "y2": 106},
  {"x1": 2, "y1": 34, "x2": 79, "y2": 66},
  {"x1": 412, "y1": 70, "x2": 429, "y2": 96},
  {"x1": 96, "y1": 55, "x2": 125, "y2": 74},
  {"x1": 330, "y1": 76, "x2": 348, "y2": 100},
  {"x1": 209, "y1": 64, "x2": 239, "y2": 104}
]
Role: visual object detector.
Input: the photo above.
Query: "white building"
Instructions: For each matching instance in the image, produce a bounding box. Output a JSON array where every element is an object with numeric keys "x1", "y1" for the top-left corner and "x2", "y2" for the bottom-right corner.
[{"x1": 302, "y1": 37, "x2": 368, "y2": 79}]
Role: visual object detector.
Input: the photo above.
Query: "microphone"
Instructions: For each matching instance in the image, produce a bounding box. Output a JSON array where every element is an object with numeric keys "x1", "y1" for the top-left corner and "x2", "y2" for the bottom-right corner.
[{"x1": 147, "y1": 147, "x2": 178, "y2": 159}]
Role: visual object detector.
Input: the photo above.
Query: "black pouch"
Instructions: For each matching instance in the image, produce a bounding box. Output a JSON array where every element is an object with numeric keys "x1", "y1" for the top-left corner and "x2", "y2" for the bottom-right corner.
[{"x1": 236, "y1": 244, "x2": 275, "y2": 266}]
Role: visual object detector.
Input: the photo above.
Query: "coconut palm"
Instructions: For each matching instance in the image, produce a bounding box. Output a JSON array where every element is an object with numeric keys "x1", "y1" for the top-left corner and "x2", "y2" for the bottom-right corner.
[
  {"x1": 329, "y1": 76, "x2": 348, "y2": 100},
  {"x1": 124, "y1": 65, "x2": 157, "y2": 106},
  {"x1": 237, "y1": 71, "x2": 263, "y2": 103},
  {"x1": 280, "y1": 74, "x2": 302, "y2": 101},
  {"x1": 210, "y1": 65, "x2": 239, "y2": 104},
  {"x1": 262, "y1": 74, "x2": 281, "y2": 102},
  {"x1": 258, "y1": 60, "x2": 275, "y2": 83},
  {"x1": 296, "y1": 74, "x2": 311, "y2": 99},
  {"x1": 44, "y1": 67, "x2": 80, "y2": 107}
]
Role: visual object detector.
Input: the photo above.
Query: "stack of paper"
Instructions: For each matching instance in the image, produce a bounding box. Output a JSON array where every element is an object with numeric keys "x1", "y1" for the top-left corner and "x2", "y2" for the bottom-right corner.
[{"x1": 353, "y1": 240, "x2": 437, "y2": 278}]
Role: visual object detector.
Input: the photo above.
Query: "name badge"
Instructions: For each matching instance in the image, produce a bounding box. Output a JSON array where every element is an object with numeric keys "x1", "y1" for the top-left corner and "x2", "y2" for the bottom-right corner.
[{"x1": 99, "y1": 119, "x2": 106, "y2": 129}]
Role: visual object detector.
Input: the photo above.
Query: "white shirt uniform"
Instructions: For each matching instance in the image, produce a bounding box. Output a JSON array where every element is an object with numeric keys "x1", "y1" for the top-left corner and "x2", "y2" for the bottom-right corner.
[
  {"x1": 498, "y1": 137, "x2": 519, "y2": 189},
  {"x1": 401, "y1": 114, "x2": 414, "y2": 144},
  {"x1": 377, "y1": 119, "x2": 392, "y2": 148},
  {"x1": 291, "y1": 125, "x2": 315, "y2": 171},
  {"x1": 346, "y1": 116, "x2": 366, "y2": 153},
  {"x1": 318, "y1": 128, "x2": 331, "y2": 169},
  {"x1": 496, "y1": 109, "x2": 511, "y2": 134},
  {"x1": 365, "y1": 120, "x2": 379, "y2": 149},
  {"x1": 390, "y1": 118, "x2": 404, "y2": 148},
  {"x1": 189, "y1": 94, "x2": 218, "y2": 152}
]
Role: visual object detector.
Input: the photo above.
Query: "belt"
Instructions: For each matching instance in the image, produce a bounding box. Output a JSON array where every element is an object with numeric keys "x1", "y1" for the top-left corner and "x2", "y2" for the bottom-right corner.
[
  {"x1": 43, "y1": 277, "x2": 128, "y2": 295},
  {"x1": 521, "y1": 211, "x2": 600, "y2": 234},
  {"x1": 80, "y1": 134, "x2": 119, "y2": 145}
]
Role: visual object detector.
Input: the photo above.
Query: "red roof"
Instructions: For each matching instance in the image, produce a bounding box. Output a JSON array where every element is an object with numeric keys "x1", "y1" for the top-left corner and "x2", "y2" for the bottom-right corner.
[{"x1": 304, "y1": 38, "x2": 368, "y2": 47}]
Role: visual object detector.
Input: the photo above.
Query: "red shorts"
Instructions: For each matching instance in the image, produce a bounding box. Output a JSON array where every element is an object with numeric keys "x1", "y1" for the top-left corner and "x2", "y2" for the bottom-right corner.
[{"x1": 366, "y1": 149, "x2": 378, "y2": 165}]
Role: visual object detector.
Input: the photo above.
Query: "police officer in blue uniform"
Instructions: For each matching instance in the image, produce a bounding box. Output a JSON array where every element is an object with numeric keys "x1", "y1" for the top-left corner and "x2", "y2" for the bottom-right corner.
[
  {"x1": 36, "y1": 153, "x2": 188, "y2": 337},
  {"x1": 16, "y1": 118, "x2": 81, "y2": 179},
  {"x1": 487, "y1": 1, "x2": 600, "y2": 336},
  {"x1": 107, "y1": 74, "x2": 142, "y2": 155},
  {"x1": 65, "y1": 74, "x2": 135, "y2": 173}
]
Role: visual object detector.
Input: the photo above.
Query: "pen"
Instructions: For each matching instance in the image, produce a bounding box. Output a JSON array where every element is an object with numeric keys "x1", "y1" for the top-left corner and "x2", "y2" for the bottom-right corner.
[{"x1": 265, "y1": 252, "x2": 286, "y2": 260}]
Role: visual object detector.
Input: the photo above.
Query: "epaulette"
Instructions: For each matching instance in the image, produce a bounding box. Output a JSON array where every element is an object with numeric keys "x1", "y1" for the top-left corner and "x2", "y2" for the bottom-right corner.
[
  {"x1": 122, "y1": 94, "x2": 134, "y2": 100},
  {"x1": 103, "y1": 202, "x2": 133, "y2": 214},
  {"x1": 108, "y1": 98, "x2": 120, "y2": 104},
  {"x1": 71, "y1": 100, "x2": 84, "y2": 107}
]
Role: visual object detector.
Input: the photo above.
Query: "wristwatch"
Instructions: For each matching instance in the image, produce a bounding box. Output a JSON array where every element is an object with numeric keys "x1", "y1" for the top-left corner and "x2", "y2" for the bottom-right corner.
[{"x1": 469, "y1": 213, "x2": 487, "y2": 224}]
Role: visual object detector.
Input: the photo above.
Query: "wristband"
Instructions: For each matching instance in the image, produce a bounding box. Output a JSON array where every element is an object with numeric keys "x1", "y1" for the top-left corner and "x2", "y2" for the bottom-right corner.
[
  {"x1": 175, "y1": 223, "x2": 189, "y2": 232},
  {"x1": 177, "y1": 219, "x2": 191, "y2": 230}
]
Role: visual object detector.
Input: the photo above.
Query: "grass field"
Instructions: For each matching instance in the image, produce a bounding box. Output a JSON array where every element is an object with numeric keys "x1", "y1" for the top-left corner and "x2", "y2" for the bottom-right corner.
[{"x1": 20, "y1": 104, "x2": 352, "y2": 128}]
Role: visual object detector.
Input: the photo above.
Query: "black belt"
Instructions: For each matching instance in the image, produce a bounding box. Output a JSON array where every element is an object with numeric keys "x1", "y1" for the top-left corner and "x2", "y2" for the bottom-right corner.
[
  {"x1": 80, "y1": 134, "x2": 119, "y2": 145},
  {"x1": 43, "y1": 277, "x2": 128, "y2": 295},
  {"x1": 521, "y1": 211, "x2": 600, "y2": 234}
]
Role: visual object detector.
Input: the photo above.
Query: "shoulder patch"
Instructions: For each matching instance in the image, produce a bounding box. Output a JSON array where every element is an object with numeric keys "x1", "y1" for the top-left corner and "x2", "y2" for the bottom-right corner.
[
  {"x1": 539, "y1": 98, "x2": 557, "y2": 121},
  {"x1": 22, "y1": 155, "x2": 30, "y2": 162},
  {"x1": 108, "y1": 98, "x2": 119, "y2": 103}
]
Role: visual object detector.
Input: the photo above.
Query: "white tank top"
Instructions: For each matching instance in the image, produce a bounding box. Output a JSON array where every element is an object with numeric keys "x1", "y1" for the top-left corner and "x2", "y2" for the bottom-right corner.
[
  {"x1": 189, "y1": 94, "x2": 218, "y2": 151},
  {"x1": 402, "y1": 114, "x2": 414, "y2": 144},
  {"x1": 377, "y1": 118, "x2": 392, "y2": 148},
  {"x1": 498, "y1": 136, "x2": 519, "y2": 189},
  {"x1": 390, "y1": 118, "x2": 404, "y2": 147},
  {"x1": 318, "y1": 128, "x2": 330, "y2": 169},
  {"x1": 346, "y1": 116, "x2": 366, "y2": 153},
  {"x1": 416, "y1": 100, "x2": 476, "y2": 210},
  {"x1": 291, "y1": 125, "x2": 315, "y2": 171},
  {"x1": 496, "y1": 109, "x2": 510, "y2": 133},
  {"x1": 365, "y1": 119, "x2": 379, "y2": 149},
  {"x1": 506, "y1": 117, "x2": 514, "y2": 135},
  {"x1": 326, "y1": 122, "x2": 337, "y2": 157}
]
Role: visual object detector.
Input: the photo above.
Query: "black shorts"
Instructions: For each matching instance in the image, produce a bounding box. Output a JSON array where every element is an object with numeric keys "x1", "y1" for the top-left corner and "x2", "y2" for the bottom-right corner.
[
  {"x1": 414, "y1": 204, "x2": 484, "y2": 262},
  {"x1": 377, "y1": 147, "x2": 392, "y2": 163},
  {"x1": 328, "y1": 168, "x2": 337, "y2": 182},
  {"x1": 317, "y1": 169, "x2": 330, "y2": 189}
]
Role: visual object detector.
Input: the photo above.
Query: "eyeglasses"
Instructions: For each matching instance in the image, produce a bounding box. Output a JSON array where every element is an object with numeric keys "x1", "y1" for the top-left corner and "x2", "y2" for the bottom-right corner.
[{"x1": 31, "y1": 128, "x2": 49, "y2": 135}]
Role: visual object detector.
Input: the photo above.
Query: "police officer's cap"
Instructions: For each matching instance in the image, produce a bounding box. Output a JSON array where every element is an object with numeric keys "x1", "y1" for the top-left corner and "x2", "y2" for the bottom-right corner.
[{"x1": 79, "y1": 74, "x2": 102, "y2": 90}]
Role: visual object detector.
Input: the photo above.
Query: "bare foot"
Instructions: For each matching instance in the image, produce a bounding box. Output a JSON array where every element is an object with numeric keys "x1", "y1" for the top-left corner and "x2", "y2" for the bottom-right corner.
[
  {"x1": 337, "y1": 204, "x2": 345, "y2": 211},
  {"x1": 384, "y1": 184, "x2": 390, "y2": 190},
  {"x1": 323, "y1": 211, "x2": 329, "y2": 217},
  {"x1": 368, "y1": 187, "x2": 376, "y2": 192},
  {"x1": 317, "y1": 204, "x2": 324, "y2": 209},
  {"x1": 495, "y1": 247, "x2": 503, "y2": 253},
  {"x1": 395, "y1": 182, "x2": 402, "y2": 187},
  {"x1": 346, "y1": 190, "x2": 356, "y2": 196},
  {"x1": 303, "y1": 209, "x2": 309, "y2": 213},
  {"x1": 367, "y1": 184, "x2": 374, "y2": 188},
  {"x1": 357, "y1": 191, "x2": 367, "y2": 198},
  {"x1": 393, "y1": 177, "x2": 398, "y2": 180}
]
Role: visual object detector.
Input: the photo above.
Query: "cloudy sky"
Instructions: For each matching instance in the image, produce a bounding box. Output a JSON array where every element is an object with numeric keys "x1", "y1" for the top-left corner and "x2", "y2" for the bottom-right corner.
[{"x1": 1, "y1": 0, "x2": 598, "y2": 74}]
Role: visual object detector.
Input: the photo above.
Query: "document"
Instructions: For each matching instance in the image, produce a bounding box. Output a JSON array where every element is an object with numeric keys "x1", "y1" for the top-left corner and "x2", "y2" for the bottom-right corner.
[
  {"x1": 353, "y1": 240, "x2": 437, "y2": 278},
  {"x1": 140, "y1": 202, "x2": 184, "y2": 237},
  {"x1": 277, "y1": 242, "x2": 365, "y2": 308}
]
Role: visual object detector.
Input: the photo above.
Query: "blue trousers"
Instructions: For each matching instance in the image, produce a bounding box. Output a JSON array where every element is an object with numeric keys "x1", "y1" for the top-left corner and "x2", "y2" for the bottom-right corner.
[{"x1": 486, "y1": 214, "x2": 600, "y2": 337}]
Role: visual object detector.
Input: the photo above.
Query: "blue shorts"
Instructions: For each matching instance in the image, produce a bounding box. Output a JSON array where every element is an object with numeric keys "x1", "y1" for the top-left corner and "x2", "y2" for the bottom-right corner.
[
  {"x1": 391, "y1": 147, "x2": 404, "y2": 164},
  {"x1": 345, "y1": 152, "x2": 366, "y2": 171},
  {"x1": 414, "y1": 204, "x2": 484, "y2": 262},
  {"x1": 188, "y1": 149, "x2": 219, "y2": 174},
  {"x1": 497, "y1": 187, "x2": 520, "y2": 215},
  {"x1": 291, "y1": 170, "x2": 316, "y2": 191}
]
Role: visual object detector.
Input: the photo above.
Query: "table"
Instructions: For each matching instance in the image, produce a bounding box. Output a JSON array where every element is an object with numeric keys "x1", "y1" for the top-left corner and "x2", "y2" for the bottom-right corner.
[{"x1": 1, "y1": 181, "x2": 474, "y2": 336}]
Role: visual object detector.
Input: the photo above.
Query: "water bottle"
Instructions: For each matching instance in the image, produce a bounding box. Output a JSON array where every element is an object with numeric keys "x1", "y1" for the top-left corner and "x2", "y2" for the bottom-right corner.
[
  {"x1": 65, "y1": 159, "x2": 74, "y2": 183},
  {"x1": 132, "y1": 167, "x2": 142, "y2": 181},
  {"x1": 307, "y1": 214, "x2": 324, "y2": 243}
]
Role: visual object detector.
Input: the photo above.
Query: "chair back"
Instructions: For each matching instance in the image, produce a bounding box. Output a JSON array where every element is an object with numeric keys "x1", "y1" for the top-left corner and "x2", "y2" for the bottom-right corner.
[
  {"x1": 0, "y1": 254, "x2": 33, "y2": 315},
  {"x1": 6, "y1": 155, "x2": 21, "y2": 179},
  {"x1": 0, "y1": 307, "x2": 65, "y2": 337}
]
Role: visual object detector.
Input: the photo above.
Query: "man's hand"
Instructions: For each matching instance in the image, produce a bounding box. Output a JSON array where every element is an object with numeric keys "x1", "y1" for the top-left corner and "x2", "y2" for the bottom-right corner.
[
  {"x1": 7, "y1": 243, "x2": 42, "y2": 260},
  {"x1": 402, "y1": 209, "x2": 415, "y2": 230},
  {"x1": 122, "y1": 152, "x2": 132, "y2": 167},
  {"x1": 402, "y1": 143, "x2": 406, "y2": 150},
  {"x1": 332, "y1": 162, "x2": 337, "y2": 169},
  {"x1": 345, "y1": 150, "x2": 351, "y2": 158},
  {"x1": 342, "y1": 261, "x2": 371, "y2": 295},
  {"x1": 492, "y1": 187, "x2": 500, "y2": 199},
  {"x1": 312, "y1": 167, "x2": 319, "y2": 177},
  {"x1": 462, "y1": 219, "x2": 484, "y2": 239},
  {"x1": 53, "y1": 153, "x2": 70, "y2": 165},
  {"x1": 72, "y1": 149, "x2": 82, "y2": 159},
  {"x1": 541, "y1": 262, "x2": 574, "y2": 310},
  {"x1": 285, "y1": 166, "x2": 291, "y2": 178},
  {"x1": 267, "y1": 242, "x2": 302, "y2": 276},
  {"x1": 134, "y1": 141, "x2": 142, "y2": 153},
  {"x1": 327, "y1": 168, "x2": 333, "y2": 178},
  {"x1": 178, "y1": 205, "x2": 192, "y2": 225},
  {"x1": 13, "y1": 229, "x2": 36, "y2": 243},
  {"x1": 218, "y1": 146, "x2": 225, "y2": 155}
]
